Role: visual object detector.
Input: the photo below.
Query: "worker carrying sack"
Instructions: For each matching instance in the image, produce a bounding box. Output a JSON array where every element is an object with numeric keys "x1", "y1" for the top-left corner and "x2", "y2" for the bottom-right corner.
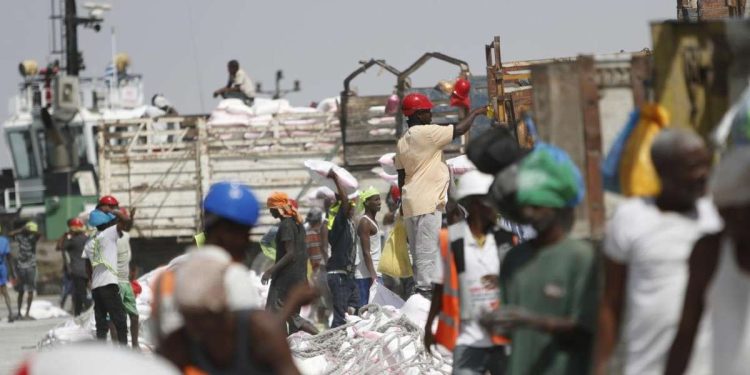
[
  {"x1": 619, "y1": 103, "x2": 670, "y2": 197},
  {"x1": 377, "y1": 216, "x2": 412, "y2": 278}
]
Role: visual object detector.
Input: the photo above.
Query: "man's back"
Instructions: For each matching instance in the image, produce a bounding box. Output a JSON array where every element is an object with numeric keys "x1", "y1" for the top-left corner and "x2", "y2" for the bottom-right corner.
[
  {"x1": 83, "y1": 226, "x2": 120, "y2": 289},
  {"x1": 395, "y1": 124, "x2": 453, "y2": 217},
  {"x1": 604, "y1": 197, "x2": 721, "y2": 374},
  {"x1": 63, "y1": 234, "x2": 89, "y2": 279},
  {"x1": 273, "y1": 218, "x2": 307, "y2": 284},
  {"x1": 327, "y1": 207, "x2": 355, "y2": 272},
  {"x1": 14, "y1": 232, "x2": 39, "y2": 269},
  {"x1": 233, "y1": 69, "x2": 255, "y2": 99},
  {"x1": 116, "y1": 232, "x2": 132, "y2": 283}
]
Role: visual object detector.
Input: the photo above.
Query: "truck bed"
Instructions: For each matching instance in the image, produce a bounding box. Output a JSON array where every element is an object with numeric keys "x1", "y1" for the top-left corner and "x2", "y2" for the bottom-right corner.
[{"x1": 97, "y1": 113, "x2": 340, "y2": 241}]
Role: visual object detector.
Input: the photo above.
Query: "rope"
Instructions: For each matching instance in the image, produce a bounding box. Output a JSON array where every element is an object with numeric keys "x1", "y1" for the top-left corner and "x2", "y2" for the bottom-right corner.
[{"x1": 290, "y1": 304, "x2": 452, "y2": 374}]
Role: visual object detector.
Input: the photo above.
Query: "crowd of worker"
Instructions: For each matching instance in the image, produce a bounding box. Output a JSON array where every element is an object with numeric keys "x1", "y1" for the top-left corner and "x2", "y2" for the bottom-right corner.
[{"x1": 2, "y1": 82, "x2": 750, "y2": 375}]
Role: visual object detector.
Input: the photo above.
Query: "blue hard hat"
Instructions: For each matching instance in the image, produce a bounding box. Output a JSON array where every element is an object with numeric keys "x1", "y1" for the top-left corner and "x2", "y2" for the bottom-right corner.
[
  {"x1": 88, "y1": 209, "x2": 116, "y2": 227},
  {"x1": 203, "y1": 182, "x2": 260, "y2": 227}
]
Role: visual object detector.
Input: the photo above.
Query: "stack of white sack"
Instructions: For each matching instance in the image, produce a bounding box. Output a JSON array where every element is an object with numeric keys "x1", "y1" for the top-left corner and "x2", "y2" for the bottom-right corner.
[
  {"x1": 38, "y1": 255, "x2": 269, "y2": 351},
  {"x1": 290, "y1": 293, "x2": 451, "y2": 375},
  {"x1": 208, "y1": 98, "x2": 327, "y2": 127},
  {"x1": 304, "y1": 160, "x2": 359, "y2": 197}
]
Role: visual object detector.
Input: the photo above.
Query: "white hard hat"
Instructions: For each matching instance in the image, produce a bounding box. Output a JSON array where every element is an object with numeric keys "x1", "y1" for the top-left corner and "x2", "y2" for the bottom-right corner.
[{"x1": 453, "y1": 170, "x2": 494, "y2": 201}]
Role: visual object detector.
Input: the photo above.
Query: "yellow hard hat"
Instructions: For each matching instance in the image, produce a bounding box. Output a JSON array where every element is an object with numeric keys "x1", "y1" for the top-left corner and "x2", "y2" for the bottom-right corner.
[{"x1": 25, "y1": 221, "x2": 39, "y2": 233}]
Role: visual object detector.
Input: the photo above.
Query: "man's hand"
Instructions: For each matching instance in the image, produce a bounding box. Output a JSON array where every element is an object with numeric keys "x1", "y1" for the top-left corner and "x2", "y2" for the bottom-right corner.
[
  {"x1": 480, "y1": 307, "x2": 533, "y2": 335},
  {"x1": 261, "y1": 270, "x2": 273, "y2": 285},
  {"x1": 471, "y1": 106, "x2": 488, "y2": 117}
]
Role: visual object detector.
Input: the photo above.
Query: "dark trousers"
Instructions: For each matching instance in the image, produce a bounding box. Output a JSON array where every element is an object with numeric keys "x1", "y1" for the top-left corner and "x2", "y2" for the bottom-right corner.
[
  {"x1": 326, "y1": 273, "x2": 359, "y2": 328},
  {"x1": 71, "y1": 276, "x2": 88, "y2": 316},
  {"x1": 92, "y1": 284, "x2": 127, "y2": 344},
  {"x1": 266, "y1": 281, "x2": 304, "y2": 336},
  {"x1": 452, "y1": 345, "x2": 508, "y2": 375}
]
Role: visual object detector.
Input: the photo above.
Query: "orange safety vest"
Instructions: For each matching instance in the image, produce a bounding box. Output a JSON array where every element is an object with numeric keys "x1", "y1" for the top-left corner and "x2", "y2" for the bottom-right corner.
[
  {"x1": 151, "y1": 268, "x2": 178, "y2": 344},
  {"x1": 434, "y1": 225, "x2": 510, "y2": 350}
]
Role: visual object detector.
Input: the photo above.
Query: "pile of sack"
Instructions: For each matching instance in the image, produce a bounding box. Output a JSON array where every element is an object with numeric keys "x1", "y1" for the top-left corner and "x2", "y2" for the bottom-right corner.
[{"x1": 291, "y1": 293, "x2": 451, "y2": 375}]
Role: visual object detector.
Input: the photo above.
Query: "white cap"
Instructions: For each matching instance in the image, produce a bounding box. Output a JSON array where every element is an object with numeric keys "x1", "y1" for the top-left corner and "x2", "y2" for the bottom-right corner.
[
  {"x1": 174, "y1": 246, "x2": 259, "y2": 313},
  {"x1": 453, "y1": 170, "x2": 494, "y2": 201}
]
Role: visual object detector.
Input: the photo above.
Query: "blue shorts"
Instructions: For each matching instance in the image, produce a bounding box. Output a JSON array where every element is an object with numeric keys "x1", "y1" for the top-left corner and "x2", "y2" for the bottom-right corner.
[{"x1": 0, "y1": 264, "x2": 7, "y2": 286}]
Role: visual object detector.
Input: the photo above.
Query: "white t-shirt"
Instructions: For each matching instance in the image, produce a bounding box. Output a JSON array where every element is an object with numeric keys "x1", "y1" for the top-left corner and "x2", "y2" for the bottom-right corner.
[
  {"x1": 232, "y1": 69, "x2": 255, "y2": 98},
  {"x1": 117, "y1": 232, "x2": 132, "y2": 283},
  {"x1": 604, "y1": 197, "x2": 722, "y2": 375},
  {"x1": 82, "y1": 225, "x2": 121, "y2": 289},
  {"x1": 355, "y1": 216, "x2": 382, "y2": 279},
  {"x1": 707, "y1": 238, "x2": 750, "y2": 375},
  {"x1": 433, "y1": 222, "x2": 502, "y2": 348}
]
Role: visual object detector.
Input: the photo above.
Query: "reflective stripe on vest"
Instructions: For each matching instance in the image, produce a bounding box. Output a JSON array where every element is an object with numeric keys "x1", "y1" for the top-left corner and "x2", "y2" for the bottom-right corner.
[
  {"x1": 151, "y1": 269, "x2": 181, "y2": 343},
  {"x1": 434, "y1": 225, "x2": 509, "y2": 350}
]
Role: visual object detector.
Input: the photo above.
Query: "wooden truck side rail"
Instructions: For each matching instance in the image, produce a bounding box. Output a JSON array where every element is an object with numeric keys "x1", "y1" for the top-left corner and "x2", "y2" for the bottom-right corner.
[{"x1": 97, "y1": 112, "x2": 341, "y2": 241}]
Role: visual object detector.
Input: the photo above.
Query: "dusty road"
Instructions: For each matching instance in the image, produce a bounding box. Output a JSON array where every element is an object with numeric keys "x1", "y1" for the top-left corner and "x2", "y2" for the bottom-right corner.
[
  {"x1": 0, "y1": 293, "x2": 69, "y2": 375},
  {"x1": 0, "y1": 316, "x2": 66, "y2": 374}
]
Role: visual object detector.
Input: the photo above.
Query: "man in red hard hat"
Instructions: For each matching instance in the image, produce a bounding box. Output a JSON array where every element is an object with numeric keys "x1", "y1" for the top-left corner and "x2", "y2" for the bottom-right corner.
[
  {"x1": 98, "y1": 195, "x2": 120, "y2": 212},
  {"x1": 395, "y1": 92, "x2": 486, "y2": 298}
]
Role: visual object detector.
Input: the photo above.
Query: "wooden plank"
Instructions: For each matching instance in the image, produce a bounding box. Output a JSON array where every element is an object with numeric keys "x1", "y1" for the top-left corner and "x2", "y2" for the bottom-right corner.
[
  {"x1": 577, "y1": 56, "x2": 606, "y2": 240},
  {"x1": 531, "y1": 61, "x2": 591, "y2": 238}
]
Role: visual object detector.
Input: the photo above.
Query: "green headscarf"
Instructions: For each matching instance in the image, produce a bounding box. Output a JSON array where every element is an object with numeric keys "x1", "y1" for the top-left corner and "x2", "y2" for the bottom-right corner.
[
  {"x1": 517, "y1": 143, "x2": 583, "y2": 208},
  {"x1": 358, "y1": 186, "x2": 380, "y2": 213}
]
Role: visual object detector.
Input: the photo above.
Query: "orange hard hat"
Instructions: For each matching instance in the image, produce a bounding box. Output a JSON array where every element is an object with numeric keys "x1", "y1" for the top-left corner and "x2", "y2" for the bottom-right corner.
[
  {"x1": 452, "y1": 78, "x2": 471, "y2": 99},
  {"x1": 402, "y1": 93, "x2": 433, "y2": 116}
]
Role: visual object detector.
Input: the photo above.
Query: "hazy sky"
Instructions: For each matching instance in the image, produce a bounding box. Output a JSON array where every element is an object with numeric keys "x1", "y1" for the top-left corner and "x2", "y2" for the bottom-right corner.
[{"x1": 0, "y1": 0, "x2": 675, "y2": 117}]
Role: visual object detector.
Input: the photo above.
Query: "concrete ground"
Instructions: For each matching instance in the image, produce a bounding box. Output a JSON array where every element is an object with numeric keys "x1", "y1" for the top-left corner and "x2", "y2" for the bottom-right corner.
[{"x1": 0, "y1": 293, "x2": 69, "y2": 375}]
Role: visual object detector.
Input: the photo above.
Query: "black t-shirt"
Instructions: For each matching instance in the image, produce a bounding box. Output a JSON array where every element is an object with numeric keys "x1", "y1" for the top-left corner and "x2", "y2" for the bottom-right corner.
[
  {"x1": 327, "y1": 208, "x2": 356, "y2": 273},
  {"x1": 63, "y1": 233, "x2": 89, "y2": 278},
  {"x1": 272, "y1": 218, "x2": 308, "y2": 288}
]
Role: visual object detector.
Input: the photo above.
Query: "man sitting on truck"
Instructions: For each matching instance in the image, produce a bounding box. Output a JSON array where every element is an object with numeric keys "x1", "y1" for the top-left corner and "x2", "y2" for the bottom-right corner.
[
  {"x1": 213, "y1": 60, "x2": 255, "y2": 106},
  {"x1": 395, "y1": 93, "x2": 486, "y2": 298}
]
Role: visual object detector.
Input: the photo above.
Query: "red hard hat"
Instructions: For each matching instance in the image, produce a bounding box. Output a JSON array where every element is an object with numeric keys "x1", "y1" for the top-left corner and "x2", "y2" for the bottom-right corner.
[
  {"x1": 402, "y1": 93, "x2": 433, "y2": 116},
  {"x1": 452, "y1": 78, "x2": 471, "y2": 99},
  {"x1": 99, "y1": 195, "x2": 119, "y2": 206},
  {"x1": 68, "y1": 218, "x2": 84, "y2": 228}
]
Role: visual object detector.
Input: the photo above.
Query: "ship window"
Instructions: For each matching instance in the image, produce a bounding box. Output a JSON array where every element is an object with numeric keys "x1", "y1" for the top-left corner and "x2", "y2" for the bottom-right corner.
[{"x1": 8, "y1": 130, "x2": 38, "y2": 179}]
